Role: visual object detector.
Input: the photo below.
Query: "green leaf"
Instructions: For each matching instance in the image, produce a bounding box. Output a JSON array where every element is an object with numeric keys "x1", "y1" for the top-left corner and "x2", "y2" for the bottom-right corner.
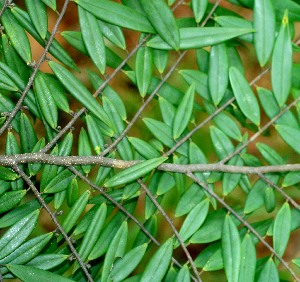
[
  {"x1": 34, "y1": 72, "x2": 58, "y2": 129},
  {"x1": 78, "y1": 6, "x2": 106, "y2": 74},
  {"x1": 253, "y1": 0, "x2": 275, "y2": 66},
  {"x1": 40, "y1": 0, "x2": 56, "y2": 10},
  {"x1": 214, "y1": 16, "x2": 253, "y2": 43},
  {"x1": 104, "y1": 157, "x2": 167, "y2": 188},
  {"x1": 0, "y1": 210, "x2": 39, "y2": 260},
  {"x1": 25, "y1": 0, "x2": 48, "y2": 39},
  {"x1": 77, "y1": 203, "x2": 107, "y2": 262},
  {"x1": 0, "y1": 233, "x2": 53, "y2": 266},
  {"x1": 136, "y1": 36, "x2": 153, "y2": 97},
  {"x1": 257, "y1": 258, "x2": 279, "y2": 282},
  {"x1": 43, "y1": 169, "x2": 74, "y2": 194},
  {"x1": 229, "y1": 66, "x2": 260, "y2": 126},
  {"x1": 147, "y1": 27, "x2": 254, "y2": 50},
  {"x1": 86, "y1": 114, "x2": 106, "y2": 155},
  {"x1": 48, "y1": 61, "x2": 111, "y2": 127},
  {"x1": 264, "y1": 187, "x2": 276, "y2": 213},
  {"x1": 101, "y1": 221, "x2": 128, "y2": 281},
  {"x1": 192, "y1": 0, "x2": 208, "y2": 23},
  {"x1": 208, "y1": 43, "x2": 229, "y2": 106},
  {"x1": 74, "y1": 0, "x2": 154, "y2": 33},
  {"x1": 173, "y1": 84, "x2": 195, "y2": 139},
  {"x1": 273, "y1": 202, "x2": 291, "y2": 257},
  {"x1": 19, "y1": 113, "x2": 38, "y2": 153},
  {"x1": 78, "y1": 128, "x2": 93, "y2": 174},
  {"x1": 282, "y1": 171, "x2": 300, "y2": 187},
  {"x1": 98, "y1": 19, "x2": 126, "y2": 50},
  {"x1": 275, "y1": 124, "x2": 300, "y2": 154},
  {"x1": 175, "y1": 264, "x2": 190, "y2": 282},
  {"x1": 210, "y1": 126, "x2": 234, "y2": 159},
  {"x1": 1, "y1": 9, "x2": 32, "y2": 64},
  {"x1": 190, "y1": 209, "x2": 227, "y2": 244},
  {"x1": 222, "y1": 156, "x2": 243, "y2": 195},
  {"x1": 222, "y1": 214, "x2": 241, "y2": 282},
  {"x1": 256, "y1": 143, "x2": 284, "y2": 165},
  {"x1": 6, "y1": 264, "x2": 75, "y2": 282},
  {"x1": 178, "y1": 199, "x2": 209, "y2": 243},
  {"x1": 271, "y1": 11, "x2": 292, "y2": 107},
  {"x1": 238, "y1": 234, "x2": 256, "y2": 282},
  {"x1": 153, "y1": 49, "x2": 168, "y2": 74},
  {"x1": 0, "y1": 190, "x2": 26, "y2": 214},
  {"x1": 110, "y1": 244, "x2": 148, "y2": 282},
  {"x1": 128, "y1": 137, "x2": 161, "y2": 159},
  {"x1": 179, "y1": 69, "x2": 210, "y2": 101},
  {"x1": 61, "y1": 190, "x2": 90, "y2": 235},
  {"x1": 140, "y1": 0, "x2": 180, "y2": 50},
  {"x1": 27, "y1": 254, "x2": 68, "y2": 270},
  {"x1": 0, "y1": 167, "x2": 19, "y2": 181},
  {"x1": 140, "y1": 238, "x2": 173, "y2": 282}
]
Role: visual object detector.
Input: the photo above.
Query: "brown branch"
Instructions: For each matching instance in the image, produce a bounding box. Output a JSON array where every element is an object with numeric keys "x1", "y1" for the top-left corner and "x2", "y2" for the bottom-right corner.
[
  {"x1": 186, "y1": 172, "x2": 300, "y2": 282},
  {"x1": 138, "y1": 179, "x2": 201, "y2": 282},
  {"x1": 2, "y1": 153, "x2": 300, "y2": 174},
  {"x1": 12, "y1": 165, "x2": 94, "y2": 282}
]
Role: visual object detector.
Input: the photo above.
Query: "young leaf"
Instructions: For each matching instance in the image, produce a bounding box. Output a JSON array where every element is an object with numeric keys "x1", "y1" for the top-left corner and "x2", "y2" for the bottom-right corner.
[
  {"x1": 140, "y1": 0, "x2": 180, "y2": 50},
  {"x1": 273, "y1": 202, "x2": 291, "y2": 257},
  {"x1": 271, "y1": 11, "x2": 292, "y2": 107},
  {"x1": 147, "y1": 27, "x2": 254, "y2": 50},
  {"x1": 140, "y1": 238, "x2": 173, "y2": 282},
  {"x1": 74, "y1": 0, "x2": 154, "y2": 33},
  {"x1": 173, "y1": 83, "x2": 195, "y2": 139},
  {"x1": 253, "y1": 0, "x2": 275, "y2": 66},
  {"x1": 229, "y1": 66, "x2": 260, "y2": 126},
  {"x1": 6, "y1": 264, "x2": 74, "y2": 282},
  {"x1": 78, "y1": 6, "x2": 106, "y2": 74},
  {"x1": 208, "y1": 43, "x2": 229, "y2": 106},
  {"x1": 222, "y1": 214, "x2": 241, "y2": 282},
  {"x1": 48, "y1": 61, "x2": 111, "y2": 127},
  {"x1": 104, "y1": 157, "x2": 167, "y2": 188}
]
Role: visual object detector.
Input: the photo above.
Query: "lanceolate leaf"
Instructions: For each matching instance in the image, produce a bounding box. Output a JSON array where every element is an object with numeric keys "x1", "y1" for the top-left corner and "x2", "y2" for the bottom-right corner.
[
  {"x1": 173, "y1": 84, "x2": 195, "y2": 139},
  {"x1": 74, "y1": 0, "x2": 154, "y2": 33},
  {"x1": 1, "y1": 9, "x2": 32, "y2": 64},
  {"x1": 140, "y1": 0, "x2": 180, "y2": 50},
  {"x1": 275, "y1": 124, "x2": 300, "y2": 154},
  {"x1": 192, "y1": 0, "x2": 208, "y2": 23},
  {"x1": 222, "y1": 214, "x2": 241, "y2": 282},
  {"x1": 257, "y1": 258, "x2": 279, "y2": 282},
  {"x1": 229, "y1": 66, "x2": 260, "y2": 126},
  {"x1": 6, "y1": 264, "x2": 75, "y2": 282},
  {"x1": 271, "y1": 11, "x2": 292, "y2": 107},
  {"x1": 104, "y1": 157, "x2": 167, "y2": 188},
  {"x1": 48, "y1": 61, "x2": 112, "y2": 127},
  {"x1": 140, "y1": 238, "x2": 173, "y2": 282},
  {"x1": 78, "y1": 6, "x2": 106, "y2": 74},
  {"x1": 147, "y1": 27, "x2": 254, "y2": 50},
  {"x1": 273, "y1": 202, "x2": 291, "y2": 257},
  {"x1": 208, "y1": 43, "x2": 229, "y2": 106},
  {"x1": 253, "y1": 0, "x2": 275, "y2": 66}
]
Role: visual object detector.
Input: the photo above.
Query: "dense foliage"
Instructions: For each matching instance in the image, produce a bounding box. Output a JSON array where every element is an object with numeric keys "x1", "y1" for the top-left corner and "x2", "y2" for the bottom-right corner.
[{"x1": 0, "y1": 0, "x2": 300, "y2": 281}]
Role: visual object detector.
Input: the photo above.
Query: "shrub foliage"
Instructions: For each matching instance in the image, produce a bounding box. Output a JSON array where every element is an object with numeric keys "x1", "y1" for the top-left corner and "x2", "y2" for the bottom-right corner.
[{"x1": 0, "y1": 0, "x2": 300, "y2": 281}]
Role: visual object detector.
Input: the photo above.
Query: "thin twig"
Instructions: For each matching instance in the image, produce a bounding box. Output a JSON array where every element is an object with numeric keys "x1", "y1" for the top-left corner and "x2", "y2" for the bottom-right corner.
[
  {"x1": 68, "y1": 166, "x2": 197, "y2": 282},
  {"x1": 257, "y1": 172, "x2": 300, "y2": 211},
  {"x1": 187, "y1": 172, "x2": 300, "y2": 282},
  {"x1": 0, "y1": 0, "x2": 9, "y2": 18},
  {"x1": 0, "y1": 0, "x2": 71, "y2": 137},
  {"x1": 138, "y1": 179, "x2": 201, "y2": 282},
  {"x1": 12, "y1": 165, "x2": 94, "y2": 282}
]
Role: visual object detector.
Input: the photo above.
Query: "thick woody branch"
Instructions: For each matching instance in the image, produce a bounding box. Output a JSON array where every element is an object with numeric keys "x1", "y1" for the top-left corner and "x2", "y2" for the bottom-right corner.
[{"x1": 2, "y1": 153, "x2": 300, "y2": 174}]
